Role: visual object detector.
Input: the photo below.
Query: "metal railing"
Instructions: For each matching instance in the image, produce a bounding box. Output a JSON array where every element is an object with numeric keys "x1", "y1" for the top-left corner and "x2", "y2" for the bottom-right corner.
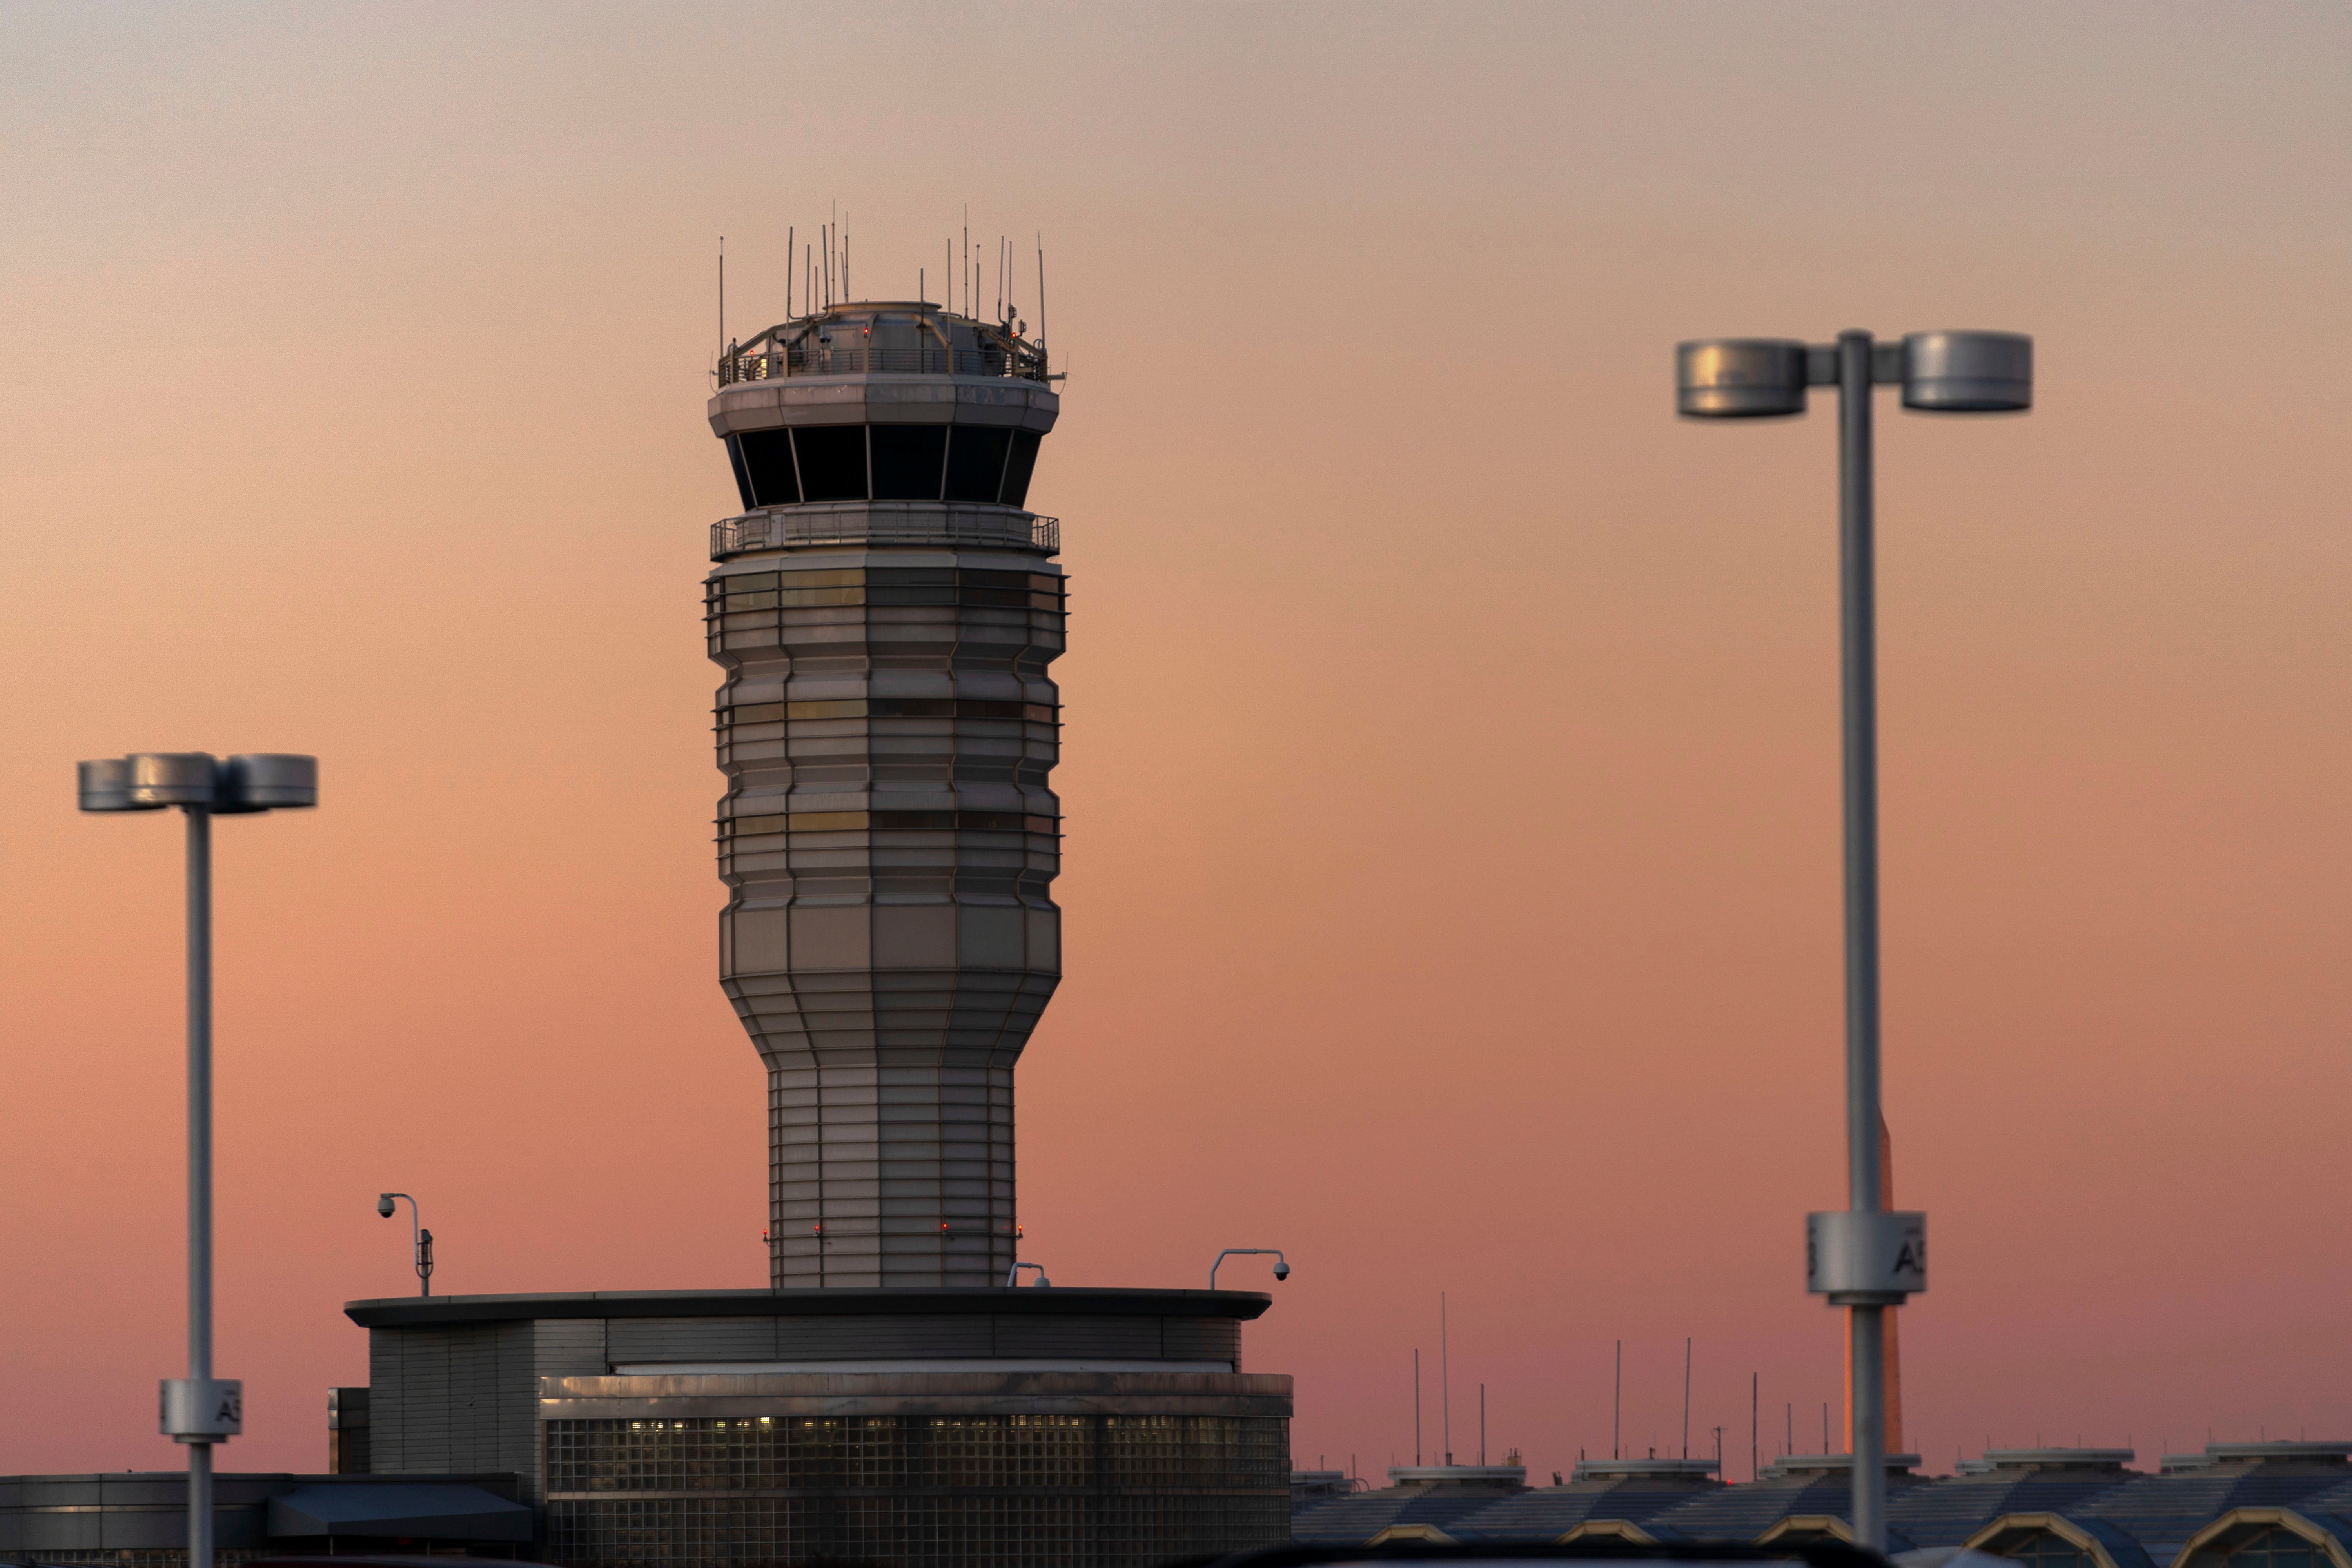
[
  {"x1": 712, "y1": 507, "x2": 1057, "y2": 559},
  {"x1": 719, "y1": 344, "x2": 1050, "y2": 385}
]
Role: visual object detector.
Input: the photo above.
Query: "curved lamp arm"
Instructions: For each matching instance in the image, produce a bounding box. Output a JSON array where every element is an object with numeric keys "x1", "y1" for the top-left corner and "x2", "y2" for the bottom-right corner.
[
  {"x1": 1210, "y1": 1248, "x2": 1291, "y2": 1289},
  {"x1": 378, "y1": 1193, "x2": 429, "y2": 1297}
]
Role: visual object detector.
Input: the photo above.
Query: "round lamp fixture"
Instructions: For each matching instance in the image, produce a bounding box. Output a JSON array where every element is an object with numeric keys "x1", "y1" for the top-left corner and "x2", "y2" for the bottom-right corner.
[
  {"x1": 1902, "y1": 331, "x2": 2032, "y2": 412},
  {"x1": 1675, "y1": 338, "x2": 1810, "y2": 418}
]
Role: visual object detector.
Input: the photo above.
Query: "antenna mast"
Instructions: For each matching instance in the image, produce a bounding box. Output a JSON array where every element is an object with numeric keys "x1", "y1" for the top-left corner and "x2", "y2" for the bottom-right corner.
[
  {"x1": 1683, "y1": 1338, "x2": 1692, "y2": 1459},
  {"x1": 1440, "y1": 1292, "x2": 1451, "y2": 1465}
]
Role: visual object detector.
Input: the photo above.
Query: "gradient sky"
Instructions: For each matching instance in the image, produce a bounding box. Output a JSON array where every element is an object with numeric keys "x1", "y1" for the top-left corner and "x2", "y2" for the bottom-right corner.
[{"x1": 4, "y1": 1, "x2": 2349, "y2": 1484}]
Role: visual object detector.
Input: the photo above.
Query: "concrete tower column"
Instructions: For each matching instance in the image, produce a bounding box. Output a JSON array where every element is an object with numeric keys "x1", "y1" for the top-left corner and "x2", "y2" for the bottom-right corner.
[{"x1": 705, "y1": 301, "x2": 1062, "y2": 1288}]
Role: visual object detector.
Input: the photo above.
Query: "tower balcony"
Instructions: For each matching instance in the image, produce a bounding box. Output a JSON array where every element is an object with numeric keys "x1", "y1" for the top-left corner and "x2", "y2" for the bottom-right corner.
[
  {"x1": 718, "y1": 301, "x2": 1053, "y2": 387},
  {"x1": 711, "y1": 502, "x2": 1058, "y2": 559}
]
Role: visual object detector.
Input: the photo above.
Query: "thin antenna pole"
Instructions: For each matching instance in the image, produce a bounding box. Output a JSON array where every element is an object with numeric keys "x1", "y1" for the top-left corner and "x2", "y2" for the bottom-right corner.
[
  {"x1": 920, "y1": 267, "x2": 924, "y2": 305},
  {"x1": 1440, "y1": 1292, "x2": 1451, "y2": 1465},
  {"x1": 1787, "y1": 1402, "x2": 1793, "y2": 1457},
  {"x1": 1413, "y1": 1349, "x2": 1422, "y2": 1467},
  {"x1": 718, "y1": 236, "x2": 725, "y2": 360},
  {"x1": 1479, "y1": 1383, "x2": 1486, "y2": 1466},
  {"x1": 786, "y1": 226, "x2": 794, "y2": 318},
  {"x1": 1683, "y1": 1338, "x2": 1692, "y2": 1460},
  {"x1": 1824, "y1": 1401, "x2": 1831, "y2": 1454},
  {"x1": 1613, "y1": 1341, "x2": 1622, "y2": 1460},
  {"x1": 1037, "y1": 233, "x2": 1047, "y2": 353}
]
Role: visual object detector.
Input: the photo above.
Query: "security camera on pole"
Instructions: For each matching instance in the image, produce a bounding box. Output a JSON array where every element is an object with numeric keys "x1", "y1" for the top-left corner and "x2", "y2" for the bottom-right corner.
[
  {"x1": 78, "y1": 752, "x2": 318, "y2": 1568},
  {"x1": 1209, "y1": 1249, "x2": 1291, "y2": 1288},
  {"x1": 377, "y1": 1193, "x2": 433, "y2": 1296},
  {"x1": 1676, "y1": 330, "x2": 2031, "y2": 1553}
]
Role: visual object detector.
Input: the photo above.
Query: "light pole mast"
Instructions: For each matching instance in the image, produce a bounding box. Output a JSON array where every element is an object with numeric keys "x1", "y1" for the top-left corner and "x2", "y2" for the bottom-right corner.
[
  {"x1": 79, "y1": 752, "x2": 317, "y2": 1568},
  {"x1": 1676, "y1": 329, "x2": 2031, "y2": 1551},
  {"x1": 1834, "y1": 330, "x2": 1892, "y2": 1545},
  {"x1": 184, "y1": 797, "x2": 218, "y2": 1568}
]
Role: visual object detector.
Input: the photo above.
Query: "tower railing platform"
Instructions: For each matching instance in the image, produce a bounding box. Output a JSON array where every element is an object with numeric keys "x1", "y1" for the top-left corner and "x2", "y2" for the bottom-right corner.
[
  {"x1": 720, "y1": 344, "x2": 1047, "y2": 383},
  {"x1": 712, "y1": 504, "x2": 1057, "y2": 559}
]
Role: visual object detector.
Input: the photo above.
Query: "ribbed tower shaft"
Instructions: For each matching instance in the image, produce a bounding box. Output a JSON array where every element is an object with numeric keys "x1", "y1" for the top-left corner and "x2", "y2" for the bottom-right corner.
[{"x1": 709, "y1": 554, "x2": 1064, "y2": 1287}]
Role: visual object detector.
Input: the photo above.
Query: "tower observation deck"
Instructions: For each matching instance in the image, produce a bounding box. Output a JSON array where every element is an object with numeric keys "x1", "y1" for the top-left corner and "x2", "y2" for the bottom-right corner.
[{"x1": 704, "y1": 300, "x2": 1064, "y2": 1289}]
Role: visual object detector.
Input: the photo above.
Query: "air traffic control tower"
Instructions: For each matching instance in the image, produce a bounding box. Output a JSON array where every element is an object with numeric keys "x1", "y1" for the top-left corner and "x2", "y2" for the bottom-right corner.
[
  {"x1": 336, "y1": 296, "x2": 1290, "y2": 1568},
  {"x1": 706, "y1": 303, "x2": 1065, "y2": 1289}
]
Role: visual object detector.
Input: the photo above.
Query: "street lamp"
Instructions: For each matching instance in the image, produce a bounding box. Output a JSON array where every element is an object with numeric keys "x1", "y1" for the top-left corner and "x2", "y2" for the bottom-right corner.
[
  {"x1": 76, "y1": 751, "x2": 317, "y2": 1568},
  {"x1": 1676, "y1": 328, "x2": 2030, "y2": 1553},
  {"x1": 1209, "y1": 1248, "x2": 1291, "y2": 1289},
  {"x1": 377, "y1": 1193, "x2": 434, "y2": 1296}
]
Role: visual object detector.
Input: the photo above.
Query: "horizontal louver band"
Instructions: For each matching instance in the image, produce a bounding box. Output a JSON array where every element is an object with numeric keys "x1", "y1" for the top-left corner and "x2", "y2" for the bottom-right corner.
[
  {"x1": 710, "y1": 567, "x2": 1063, "y2": 615},
  {"x1": 722, "y1": 811, "x2": 1059, "y2": 836},
  {"x1": 719, "y1": 699, "x2": 1056, "y2": 724}
]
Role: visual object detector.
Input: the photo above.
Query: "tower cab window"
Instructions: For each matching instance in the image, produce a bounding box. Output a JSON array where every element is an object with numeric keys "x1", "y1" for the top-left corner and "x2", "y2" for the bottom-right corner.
[{"x1": 727, "y1": 424, "x2": 1042, "y2": 510}]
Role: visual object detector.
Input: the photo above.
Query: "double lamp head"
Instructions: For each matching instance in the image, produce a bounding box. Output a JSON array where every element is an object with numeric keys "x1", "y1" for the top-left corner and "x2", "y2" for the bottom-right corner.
[
  {"x1": 78, "y1": 753, "x2": 317, "y2": 814},
  {"x1": 1677, "y1": 329, "x2": 2031, "y2": 419}
]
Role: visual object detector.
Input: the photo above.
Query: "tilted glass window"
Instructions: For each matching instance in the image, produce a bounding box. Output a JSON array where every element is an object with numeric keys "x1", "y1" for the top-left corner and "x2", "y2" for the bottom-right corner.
[
  {"x1": 735, "y1": 430, "x2": 800, "y2": 507},
  {"x1": 725, "y1": 426, "x2": 1042, "y2": 508},
  {"x1": 1001, "y1": 428, "x2": 1043, "y2": 508},
  {"x1": 944, "y1": 426, "x2": 1013, "y2": 503},
  {"x1": 869, "y1": 424, "x2": 949, "y2": 501},
  {"x1": 792, "y1": 425, "x2": 868, "y2": 502},
  {"x1": 724, "y1": 434, "x2": 755, "y2": 512}
]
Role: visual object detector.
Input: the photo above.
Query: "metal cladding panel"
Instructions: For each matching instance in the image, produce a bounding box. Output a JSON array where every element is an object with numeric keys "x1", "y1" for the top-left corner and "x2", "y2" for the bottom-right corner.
[
  {"x1": 1163, "y1": 1317, "x2": 1243, "y2": 1367},
  {"x1": 772, "y1": 1312, "x2": 995, "y2": 1358},
  {"x1": 538, "y1": 1368, "x2": 1294, "y2": 1421},
  {"x1": 1291, "y1": 1495, "x2": 1497, "y2": 1544},
  {"x1": 533, "y1": 1315, "x2": 609, "y2": 1373},
  {"x1": 607, "y1": 1317, "x2": 782, "y2": 1363},
  {"x1": 1442, "y1": 1483, "x2": 1724, "y2": 1542},
  {"x1": 989, "y1": 1314, "x2": 1166, "y2": 1360},
  {"x1": 269, "y1": 1482, "x2": 535, "y2": 1541},
  {"x1": 709, "y1": 558, "x2": 1066, "y2": 1288},
  {"x1": 345, "y1": 1286, "x2": 1274, "y2": 1326},
  {"x1": 1886, "y1": 1473, "x2": 2135, "y2": 1546},
  {"x1": 13, "y1": 1512, "x2": 103, "y2": 1553},
  {"x1": 366, "y1": 1322, "x2": 541, "y2": 1486},
  {"x1": 592, "y1": 1311, "x2": 1241, "y2": 1365}
]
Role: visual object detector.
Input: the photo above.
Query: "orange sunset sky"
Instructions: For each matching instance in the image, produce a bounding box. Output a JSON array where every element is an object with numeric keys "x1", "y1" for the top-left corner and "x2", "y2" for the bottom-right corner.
[{"x1": 3, "y1": 2, "x2": 2348, "y2": 1483}]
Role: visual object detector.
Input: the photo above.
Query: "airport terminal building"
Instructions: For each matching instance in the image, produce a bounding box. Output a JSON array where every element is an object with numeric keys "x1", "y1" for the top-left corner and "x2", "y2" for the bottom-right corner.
[{"x1": 1289, "y1": 1444, "x2": 2352, "y2": 1568}]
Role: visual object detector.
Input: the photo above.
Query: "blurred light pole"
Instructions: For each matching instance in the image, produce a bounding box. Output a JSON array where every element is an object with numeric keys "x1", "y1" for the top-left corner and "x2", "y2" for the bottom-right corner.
[
  {"x1": 78, "y1": 752, "x2": 317, "y2": 1568},
  {"x1": 1676, "y1": 330, "x2": 2031, "y2": 1552},
  {"x1": 378, "y1": 1192, "x2": 433, "y2": 1296}
]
